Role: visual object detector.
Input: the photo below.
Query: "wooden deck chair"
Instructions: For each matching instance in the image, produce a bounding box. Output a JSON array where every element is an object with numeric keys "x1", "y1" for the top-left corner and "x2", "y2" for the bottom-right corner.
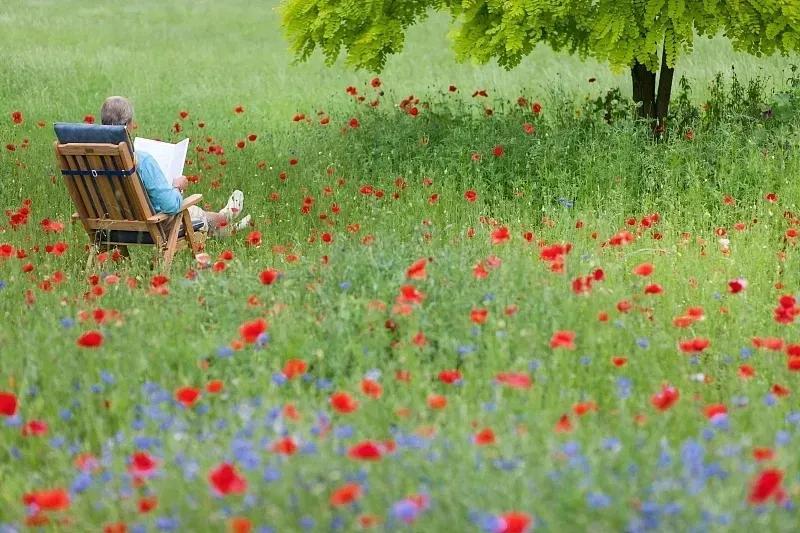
[{"x1": 53, "y1": 123, "x2": 204, "y2": 271}]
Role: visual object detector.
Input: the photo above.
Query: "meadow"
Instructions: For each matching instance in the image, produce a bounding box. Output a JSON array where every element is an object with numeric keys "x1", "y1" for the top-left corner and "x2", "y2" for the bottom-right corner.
[{"x1": 3, "y1": 0, "x2": 800, "y2": 531}]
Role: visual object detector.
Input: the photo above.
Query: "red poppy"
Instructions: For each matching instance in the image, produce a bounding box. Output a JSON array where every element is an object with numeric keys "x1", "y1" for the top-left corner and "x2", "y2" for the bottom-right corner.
[
  {"x1": 330, "y1": 391, "x2": 359, "y2": 414},
  {"x1": 549, "y1": 330, "x2": 576, "y2": 350},
  {"x1": 21, "y1": 419, "x2": 48, "y2": 437},
  {"x1": 239, "y1": 318, "x2": 268, "y2": 343},
  {"x1": 406, "y1": 258, "x2": 427, "y2": 280},
  {"x1": 492, "y1": 145, "x2": 505, "y2": 157},
  {"x1": 704, "y1": 404, "x2": 727, "y2": 419},
  {"x1": 271, "y1": 436, "x2": 298, "y2": 455},
  {"x1": 347, "y1": 441, "x2": 383, "y2": 460},
  {"x1": 473, "y1": 428, "x2": 496, "y2": 446},
  {"x1": 679, "y1": 338, "x2": 710, "y2": 354},
  {"x1": 644, "y1": 283, "x2": 663, "y2": 295},
  {"x1": 330, "y1": 483, "x2": 362, "y2": 506},
  {"x1": 83, "y1": 114, "x2": 95, "y2": 124},
  {"x1": 728, "y1": 279, "x2": 746, "y2": 293},
  {"x1": 23, "y1": 488, "x2": 70, "y2": 511},
  {"x1": 651, "y1": 385, "x2": 679, "y2": 411},
  {"x1": 175, "y1": 387, "x2": 201, "y2": 408},
  {"x1": 11, "y1": 111, "x2": 23, "y2": 124},
  {"x1": 491, "y1": 226, "x2": 510, "y2": 244},
  {"x1": 0, "y1": 391, "x2": 18, "y2": 416},
  {"x1": 229, "y1": 517, "x2": 252, "y2": 533},
  {"x1": 397, "y1": 285, "x2": 425, "y2": 305},
  {"x1": 206, "y1": 380, "x2": 224, "y2": 393},
  {"x1": 138, "y1": 496, "x2": 158, "y2": 513},
  {"x1": 348, "y1": 118, "x2": 360, "y2": 129},
  {"x1": 208, "y1": 463, "x2": 248, "y2": 495},
  {"x1": 438, "y1": 369, "x2": 462, "y2": 384},
  {"x1": 470, "y1": 308, "x2": 488, "y2": 324},
  {"x1": 495, "y1": 372, "x2": 532, "y2": 389},
  {"x1": 531, "y1": 102, "x2": 542, "y2": 114},
  {"x1": 361, "y1": 378, "x2": 382, "y2": 399},
  {"x1": 234, "y1": 106, "x2": 244, "y2": 114},
  {"x1": 573, "y1": 401, "x2": 597, "y2": 416},
  {"x1": 632, "y1": 263, "x2": 654, "y2": 276},
  {"x1": 77, "y1": 330, "x2": 103, "y2": 348},
  {"x1": 129, "y1": 451, "x2": 159, "y2": 478},
  {"x1": 748, "y1": 469, "x2": 784, "y2": 504},
  {"x1": 259, "y1": 268, "x2": 279, "y2": 285},
  {"x1": 554, "y1": 414, "x2": 573, "y2": 433},
  {"x1": 282, "y1": 359, "x2": 307, "y2": 379},
  {"x1": 427, "y1": 394, "x2": 447, "y2": 409},
  {"x1": 752, "y1": 447, "x2": 775, "y2": 462},
  {"x1": 499, "y1": 512, "x2": 533, "y2": 533}
]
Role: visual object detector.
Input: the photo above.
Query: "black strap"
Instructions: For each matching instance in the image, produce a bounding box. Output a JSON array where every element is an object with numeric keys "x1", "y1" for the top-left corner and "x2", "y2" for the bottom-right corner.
[{"x1": 61, "y1": 167, "x2": 136, "y2": 177}]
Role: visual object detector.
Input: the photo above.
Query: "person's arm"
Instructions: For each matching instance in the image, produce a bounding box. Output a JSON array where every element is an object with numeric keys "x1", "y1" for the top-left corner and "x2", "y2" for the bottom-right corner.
[{"x1": 137, "y1": 154, "x2": 183, "y2": 214}]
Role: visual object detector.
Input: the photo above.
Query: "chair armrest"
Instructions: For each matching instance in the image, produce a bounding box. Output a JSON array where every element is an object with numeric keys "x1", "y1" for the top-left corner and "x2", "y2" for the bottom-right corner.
[
  {"x1": 181, "y1": 194, "x2": 203, "y2": 210},
  {"x1": 146, "y1": 213, "x2": 170, "y2": 223}
]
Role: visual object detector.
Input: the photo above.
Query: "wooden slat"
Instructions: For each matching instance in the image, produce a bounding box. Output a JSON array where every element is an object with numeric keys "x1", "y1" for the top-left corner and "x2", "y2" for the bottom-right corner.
[
  {"x1": 57, "y1": 144, "x2": 123, "y2": 156},
  {"x1": 84, "y1": 219, "x2": 152, "y2": 231},
  {"x1": 102, "y1": 154, "x2": 135, "y2": 220},
  {"x1": 63, "y1": 154, "x2": 100, "y2": 219},
  {"x1": 54, "y1": 143, "x2": 89, "y2": 221},
  {"x1": 72, "y1": 154, "x2": 107, "y2": 218},
  {"x1": 86, "y1": 153, "x2": 123, "y2": 220}
]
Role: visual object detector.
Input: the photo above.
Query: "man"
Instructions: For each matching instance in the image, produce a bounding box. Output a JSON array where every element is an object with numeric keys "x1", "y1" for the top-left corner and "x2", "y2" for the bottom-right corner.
[{"x1": 100, "y1": 96, "x2": 250, "y2": 235}]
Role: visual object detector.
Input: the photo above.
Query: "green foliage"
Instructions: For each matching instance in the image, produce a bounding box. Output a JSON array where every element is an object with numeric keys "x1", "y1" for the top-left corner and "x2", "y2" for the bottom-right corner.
[
  {"x1": 282, "y1": 0, "x2": 800, "y2": 73},
  {"x1": 280, "y1": 0, "x2": 441, "y2": 71}
]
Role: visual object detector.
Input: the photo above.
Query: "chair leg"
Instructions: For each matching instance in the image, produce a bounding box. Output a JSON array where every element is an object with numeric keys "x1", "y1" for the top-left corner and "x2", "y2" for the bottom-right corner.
[
  {"x1": 161, "y1": 217, "x2": 182, "y2": 272},
  {"x1": 181, "y1": 210, "x2": 200, "y2": 259}
]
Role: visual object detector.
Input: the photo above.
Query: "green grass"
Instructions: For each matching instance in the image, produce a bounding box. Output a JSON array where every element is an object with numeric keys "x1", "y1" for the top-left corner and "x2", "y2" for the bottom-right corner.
[{"x1": 2, "y1": 0, "x2": 800, "y2": 531}]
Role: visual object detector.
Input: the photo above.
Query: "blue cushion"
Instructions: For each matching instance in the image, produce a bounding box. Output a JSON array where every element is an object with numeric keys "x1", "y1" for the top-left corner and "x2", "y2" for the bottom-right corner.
[
  {"x1": 96, "y1": 221, "x2": 205, "y2": 245},
  {"x1": 54, "y1": 123, "x2": 132, "y2": 151}
]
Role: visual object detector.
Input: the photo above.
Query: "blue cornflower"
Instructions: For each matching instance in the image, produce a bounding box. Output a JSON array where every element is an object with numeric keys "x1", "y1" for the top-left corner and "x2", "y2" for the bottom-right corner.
[
  {"x1": 636, "y1": 338, "x2": 650, "y2": 349},
  {"x1": 216, "y1": 346, "x2": 234, "y2": 358},
  {"x1": 60, "y1": 317, "x2": 75, "y2": 329},
  {"x1": 339, "y1": 281, "x2": 351, "y2": 290},
  {"x1": 587, "y1": 492, "x2": 611, "y2": 508},
  {"x1": 333, "y1": 425, "x2": 354, "y2": 439},
  {"x1": 458, "y1": 345, "x2": 476, "y2": 356},
  {"x1": 557, "y1": 197, "x2": 574, "y2": 208},
  {"x1": 71, "y1": 472, "x2": 92, "y2": 493},
  {"x1": 155, "y1": 516, "x2": 180, "y2": 531},
  {"x1": 616, "y1": 377, "x2": 632, "y2": 399},
  {"x1": 263, "y1": 465, "x2": 282, "y2": 482}
]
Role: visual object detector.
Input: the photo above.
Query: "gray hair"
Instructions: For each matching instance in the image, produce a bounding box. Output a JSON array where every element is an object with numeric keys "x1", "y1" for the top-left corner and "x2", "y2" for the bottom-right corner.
[{"x1": 101, "y1": 96, "x2": 134, "y2": 126}]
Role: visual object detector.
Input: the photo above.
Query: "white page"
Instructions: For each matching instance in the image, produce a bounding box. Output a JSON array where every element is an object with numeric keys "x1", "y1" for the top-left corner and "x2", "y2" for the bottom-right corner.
[
  {"x1": 169, "y1": 139, "x2": 190, "y2": 182},
  {"x1": 133, "y1": 137, "x2": 189, "y2": 183}
]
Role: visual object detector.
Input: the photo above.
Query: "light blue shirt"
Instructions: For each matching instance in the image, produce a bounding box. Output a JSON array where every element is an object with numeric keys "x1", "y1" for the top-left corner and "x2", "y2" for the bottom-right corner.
[{"x1": 136, "y1": 151, "x2": 182, "y2": 214}]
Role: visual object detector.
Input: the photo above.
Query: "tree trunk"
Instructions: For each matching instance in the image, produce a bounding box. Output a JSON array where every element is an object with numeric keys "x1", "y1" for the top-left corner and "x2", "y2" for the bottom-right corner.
[
  {"x1": 631, "y1": 61, "x2": 657, "y2": 119},
  {"x1": 655, "y1": 43, "x2": 675, "y2": 125}
]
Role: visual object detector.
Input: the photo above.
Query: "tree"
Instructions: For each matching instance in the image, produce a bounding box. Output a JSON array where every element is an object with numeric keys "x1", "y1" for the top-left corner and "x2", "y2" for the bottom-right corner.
[{"x1": 282, "y1": 1, "x2": 800, "y2": 123}]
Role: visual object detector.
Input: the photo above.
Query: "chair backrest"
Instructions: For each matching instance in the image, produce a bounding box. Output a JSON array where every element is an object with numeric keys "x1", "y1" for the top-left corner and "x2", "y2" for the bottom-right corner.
[{"x1": 54, "y1": 123, "x2": 156, "y2": 224}]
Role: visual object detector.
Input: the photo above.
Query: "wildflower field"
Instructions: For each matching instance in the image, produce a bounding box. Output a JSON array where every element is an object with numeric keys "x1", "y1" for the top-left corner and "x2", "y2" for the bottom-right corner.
[{"x1": 3, "y1": 1, "x2": 800, "y2": 531}]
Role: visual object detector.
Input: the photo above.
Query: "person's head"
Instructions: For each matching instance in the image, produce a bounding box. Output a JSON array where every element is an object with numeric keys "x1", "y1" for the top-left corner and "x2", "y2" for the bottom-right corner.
[{"x1": 100, "y1": 96, "x2": 135, "y2": 129}]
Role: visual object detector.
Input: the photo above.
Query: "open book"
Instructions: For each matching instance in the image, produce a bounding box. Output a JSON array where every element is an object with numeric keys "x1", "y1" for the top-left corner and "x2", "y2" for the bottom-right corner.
[{"x1": 133, "y1": 137, "x2": 189, "y2": 183}]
